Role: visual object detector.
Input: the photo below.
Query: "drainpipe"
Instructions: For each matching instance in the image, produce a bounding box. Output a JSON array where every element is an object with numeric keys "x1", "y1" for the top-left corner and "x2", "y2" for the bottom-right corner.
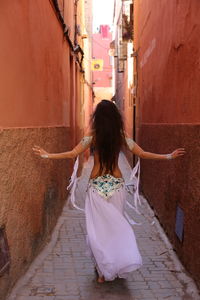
[
  {"x1": 50, "y1": 0, "x2": 84, "y2": 71},
  {"x1": 74, "y1": 0, "x2": 79, "y2": 46}
]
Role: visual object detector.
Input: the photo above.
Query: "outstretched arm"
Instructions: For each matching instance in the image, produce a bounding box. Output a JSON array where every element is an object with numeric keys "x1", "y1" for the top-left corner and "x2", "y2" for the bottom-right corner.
[
  {"x1": 32, "y1": 135, "x2": 93, "y2": 159},
  {"x1": 125, "y1": 137, "x2": 185, "y2": 160}
]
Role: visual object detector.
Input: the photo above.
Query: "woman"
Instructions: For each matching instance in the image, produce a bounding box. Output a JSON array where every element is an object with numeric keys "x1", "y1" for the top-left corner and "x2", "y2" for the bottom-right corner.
[{"x1": 33, "y1": 100, "x2": 185, "y2": 283}]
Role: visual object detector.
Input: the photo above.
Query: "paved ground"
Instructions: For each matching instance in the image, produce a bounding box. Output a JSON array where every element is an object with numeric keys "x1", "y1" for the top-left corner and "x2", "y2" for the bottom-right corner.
[{"x1": 8, "y1": 154, "x2": 200, "y2": 300}]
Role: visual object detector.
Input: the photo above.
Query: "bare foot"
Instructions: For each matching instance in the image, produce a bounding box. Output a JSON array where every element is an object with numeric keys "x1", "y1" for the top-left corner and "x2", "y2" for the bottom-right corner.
[{"x1": 97, "y1": 276, "x2": 105, "y2": 283}]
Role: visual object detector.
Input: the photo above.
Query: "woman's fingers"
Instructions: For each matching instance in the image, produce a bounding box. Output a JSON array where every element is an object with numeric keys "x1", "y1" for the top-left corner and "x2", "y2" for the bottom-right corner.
[
  {"x1": 33, "y1": 145, "x2": 41, "y2": 149},
  {"x1": 32, "y1": 147, "x2": 41, "y2": 152},
  {"x1": 32, "y1": 145, "x2": 47, "y2": 157},
  {"x1": 176, "y1": 151, "x2": 186, "y2": 155},
  {"x1": 177, "y1": 149, "x2": 186, "y2": 153},
  {"x1": 172, "y1": 148, "x2": 186, "y2": 158},
  {"x1": 33, "y1": 150, "x2": 42, "y2": 156},
  {"x1": 175, "y1": 148, "x2": 185, "y2": 153}
]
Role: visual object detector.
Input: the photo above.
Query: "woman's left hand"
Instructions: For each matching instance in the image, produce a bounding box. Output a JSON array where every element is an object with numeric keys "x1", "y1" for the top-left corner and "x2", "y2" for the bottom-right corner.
[
  {"x1": 32, "y1": 145, "x2": 49, "y2": 158},
  {"x1": 170, "y1": 148, "x2": 186, "y2": 159}
]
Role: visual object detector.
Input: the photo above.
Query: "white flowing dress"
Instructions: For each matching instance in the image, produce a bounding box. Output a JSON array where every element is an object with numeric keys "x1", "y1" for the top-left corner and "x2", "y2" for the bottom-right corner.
[
  {"x1": 85, "y1": 175, "x2": 142, "y2": 280},
  {"x1": 67, "y1": 137, "x2": 143, "y2": 281}
]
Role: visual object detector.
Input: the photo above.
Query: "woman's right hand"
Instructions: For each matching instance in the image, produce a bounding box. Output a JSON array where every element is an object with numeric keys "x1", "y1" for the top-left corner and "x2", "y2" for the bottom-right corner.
[
  {"x1": 170, "y1": 148, "x2": 186, "y2": 159},
  {"x1": 32, "y1": 145, "x2": 49, "y2": 158}
]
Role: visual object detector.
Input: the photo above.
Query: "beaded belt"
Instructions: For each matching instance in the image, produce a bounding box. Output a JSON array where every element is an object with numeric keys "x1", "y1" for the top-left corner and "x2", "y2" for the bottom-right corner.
[{"x1": 90, "y1": 174, "x2": 124, "y2": 199}]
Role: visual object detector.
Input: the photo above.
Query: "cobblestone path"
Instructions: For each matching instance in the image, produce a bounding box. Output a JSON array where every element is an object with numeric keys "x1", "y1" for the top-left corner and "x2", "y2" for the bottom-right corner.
[{"x1": 8, "y1": 154, "x2": 200, "y2": 300}]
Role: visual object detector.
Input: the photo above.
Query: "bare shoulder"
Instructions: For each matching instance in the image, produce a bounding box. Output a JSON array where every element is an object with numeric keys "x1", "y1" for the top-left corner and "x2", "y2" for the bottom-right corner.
[
  {"x1": 80, "y1": 130, "x2": 94, "y2": 147},
  {"x1": 123, "y1": 132, "x2": 135, "y2": 150},
  {"x1": 84, "y1": 129, "x2": 94, "y2": 137}
]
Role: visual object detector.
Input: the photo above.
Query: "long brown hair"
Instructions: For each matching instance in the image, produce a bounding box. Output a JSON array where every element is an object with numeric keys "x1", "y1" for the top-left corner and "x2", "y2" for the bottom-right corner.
[{"x1": 91, "y1": 100, "x2": 125, "y2": 174}]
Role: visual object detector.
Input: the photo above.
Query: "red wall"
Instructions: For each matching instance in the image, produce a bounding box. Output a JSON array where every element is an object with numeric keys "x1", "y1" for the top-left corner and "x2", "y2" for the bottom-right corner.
[
  {"x1": 134, "y1": 0, "x2": 200, "y2": 288},
  {"x1": 0, "y1": 0, "x2": 71, "y2": 128},
  {"x1": 0, "y1": 1, "x2": 80, "y2": 298},
  {"x1": 135, "y1": 0, "x2": 200, "y2": 124}
]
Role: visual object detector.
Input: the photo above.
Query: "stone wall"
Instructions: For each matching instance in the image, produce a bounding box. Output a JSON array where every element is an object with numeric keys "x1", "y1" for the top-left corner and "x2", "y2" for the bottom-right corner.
[
  {"x1": 0, "y1": 126, "x2": 73, "y2": 299},
  {"x1": 139, "y1": 124, "x2": 200, "y2": 287},
  {"x1": 133, "y1": 0, "x2": 200, "y2": 288}
]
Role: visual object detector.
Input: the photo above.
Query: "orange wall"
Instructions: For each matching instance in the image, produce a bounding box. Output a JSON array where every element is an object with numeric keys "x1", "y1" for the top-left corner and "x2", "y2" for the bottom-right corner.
[
  {"x1": 134, "y1": 0, "x2": 200, "y2": 288},
  {"x1": 0, "y1": 0, "x2": 71, "y2": 128},
  {"x1": 0, "y1": 1, "x2": 86, "y2": 297},
  {"x1": 134, "y1": 0, "x2": 200, "y2": 124},
  {"x1": 64, "y1": 0, "x2": 75, "y2": 44}
]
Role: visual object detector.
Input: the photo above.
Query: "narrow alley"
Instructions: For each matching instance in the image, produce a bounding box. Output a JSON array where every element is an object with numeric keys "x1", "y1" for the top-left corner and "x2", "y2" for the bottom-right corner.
[
  {"x1": 7, "y1": 155, "x2": 199, "y2": 300},
  {"x1": 0, "y1": 0, "x2": 200, "y2": 299}
]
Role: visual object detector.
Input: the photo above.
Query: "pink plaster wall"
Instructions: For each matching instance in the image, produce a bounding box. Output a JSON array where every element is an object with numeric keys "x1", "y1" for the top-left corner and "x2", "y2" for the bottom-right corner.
[
  {"x1": 134, "y1": 0, "x2": 200, "y2": 288},
  {"x1": 123, "y1": 66, "x2": 135, "y2": 166},
  {"x1": 0, "y1": 127, "x2": 73, "y2": 299},
  {"x1": 92, "y1": 27, "x2": 112, "y2": 88},
  {"x1": 0, "y1": 0, "x2": 71, "y2": 128},
  {"x1": 0, "y1": 1, "x2": 82, "y2": 298},
  {"x1": 135, "y1": 0, "x2": 200, "y2": 124}
]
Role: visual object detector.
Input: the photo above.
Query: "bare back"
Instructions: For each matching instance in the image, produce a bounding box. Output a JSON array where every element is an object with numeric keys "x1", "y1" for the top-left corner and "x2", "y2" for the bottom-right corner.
[
  {"x1": 90, "y1": 151, "x2": 122, "y2": 179},
  {"x1": 71, "y1": 134, "x2": 135, "y2": 179}
]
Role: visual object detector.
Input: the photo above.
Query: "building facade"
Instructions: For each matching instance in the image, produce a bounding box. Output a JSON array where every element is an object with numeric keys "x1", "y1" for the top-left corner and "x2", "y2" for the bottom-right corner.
[
  {"x1": 112, "y1": 0, "x2": 135, "y2": 163},
  {"x1": 92, "y1": 25, "x2": 113, "y2": 105},
  {"x1": 83, "y1": 0, "x2": 94, "y2": 128},
  {"x1": 133, "y1": 0, "x2": 200, "y2": 288},
  {"x1": 113, "y1": 0, "x2": 200, "y2": 288},
  {"x1": 0, "y1": 0, "x2": 92, "y2": 298}
]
